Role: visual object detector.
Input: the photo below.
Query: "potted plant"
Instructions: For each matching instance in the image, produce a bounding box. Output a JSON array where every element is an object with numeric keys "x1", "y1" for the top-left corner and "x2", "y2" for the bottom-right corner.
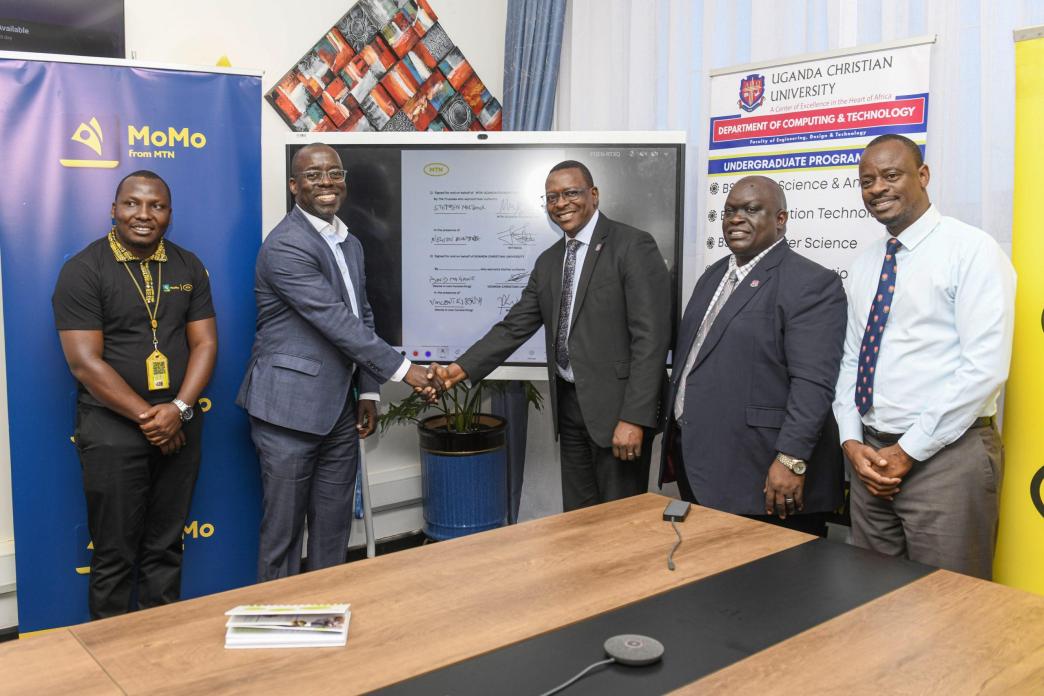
[{"x1": 379, "y1": 380, "x2": 543, "y2": 540}]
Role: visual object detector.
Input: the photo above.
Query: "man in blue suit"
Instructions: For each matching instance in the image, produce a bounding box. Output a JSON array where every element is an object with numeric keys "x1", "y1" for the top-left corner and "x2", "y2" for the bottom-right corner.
[
  {"x1": 661, "y1": 176, "x2": 847, "y2": 536},
  {"x1": 238, "y1": 143, "x2": 435, "y2": 580}
]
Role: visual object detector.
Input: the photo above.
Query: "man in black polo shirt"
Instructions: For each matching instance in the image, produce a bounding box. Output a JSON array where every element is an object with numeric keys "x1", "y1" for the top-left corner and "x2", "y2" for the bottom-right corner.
[{"x1": 52, "y1": 170, "x2": 217, "y2": 619}]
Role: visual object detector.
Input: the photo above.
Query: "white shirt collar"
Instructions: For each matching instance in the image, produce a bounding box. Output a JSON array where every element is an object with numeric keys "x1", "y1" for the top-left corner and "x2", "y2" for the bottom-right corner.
[
  {"x1": 891, "y1": 204, "x2": 941, "y2": 251},
  {"x1": 562, "y1": 209, "x2": 599, "y2": 247},
  {"x1": 297, "y1": 205, "x2": 348, "y2": 243}
]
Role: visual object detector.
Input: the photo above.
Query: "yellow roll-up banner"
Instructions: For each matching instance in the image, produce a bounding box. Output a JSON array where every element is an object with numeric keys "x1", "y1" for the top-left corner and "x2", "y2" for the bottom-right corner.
[{"x1": 994, "y1": 29, "x2": 1044, "y2": 593}]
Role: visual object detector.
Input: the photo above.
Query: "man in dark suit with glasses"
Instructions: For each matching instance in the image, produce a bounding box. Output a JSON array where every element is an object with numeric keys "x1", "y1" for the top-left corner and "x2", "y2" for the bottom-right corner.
[{"x1": 437, "y1": 160, "x2": 671, "y2": 511}]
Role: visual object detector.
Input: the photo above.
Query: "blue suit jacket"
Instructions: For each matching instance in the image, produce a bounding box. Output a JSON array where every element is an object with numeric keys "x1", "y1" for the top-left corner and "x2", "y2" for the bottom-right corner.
[
  {"x1": 660, "y1": 242, "x2": 847, "y2": 514},
  {"x1": 237, "y1": 208, "x2": 404, "y2": 435}
]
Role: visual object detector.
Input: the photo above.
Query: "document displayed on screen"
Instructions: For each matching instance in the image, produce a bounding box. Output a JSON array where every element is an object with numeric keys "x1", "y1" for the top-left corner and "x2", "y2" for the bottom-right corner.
[
  {"x1": 401, "y1": 148, "x2": 567, "y2": 363},
  {"x1": 291, "y1": 134, "x2": 684, "y2": 369}
]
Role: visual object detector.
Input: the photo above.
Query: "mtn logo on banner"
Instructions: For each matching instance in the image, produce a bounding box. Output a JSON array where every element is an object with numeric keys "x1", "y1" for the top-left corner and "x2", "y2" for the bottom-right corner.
[
  {"x1": 60, "y1": 116, "x2": 119, "y2": 168},
  {"x1": 738, "y1": 73, "x2": 765, "y2": 112}
]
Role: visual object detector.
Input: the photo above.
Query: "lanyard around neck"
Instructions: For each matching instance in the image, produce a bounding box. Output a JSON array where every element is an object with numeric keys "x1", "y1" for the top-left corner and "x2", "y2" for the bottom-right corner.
[{"x1": 123, "y1": 260, "x2": 162, "y2": 351}]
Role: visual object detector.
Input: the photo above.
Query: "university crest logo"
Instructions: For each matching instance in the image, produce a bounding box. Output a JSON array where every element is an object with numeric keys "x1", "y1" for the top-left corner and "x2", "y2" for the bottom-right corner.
[{"x1": 738, "y1": 73, "x2": 765, "y2": 112}]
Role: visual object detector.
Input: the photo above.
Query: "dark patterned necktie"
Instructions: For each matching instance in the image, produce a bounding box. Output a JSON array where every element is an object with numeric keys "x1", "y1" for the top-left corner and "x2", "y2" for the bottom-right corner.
[
  {"x1": 556, "y1": 239, "x2": 581, "y2": 371},
  {"x1": 855, "y1": 237, "x2": 900, "y2": 415}
]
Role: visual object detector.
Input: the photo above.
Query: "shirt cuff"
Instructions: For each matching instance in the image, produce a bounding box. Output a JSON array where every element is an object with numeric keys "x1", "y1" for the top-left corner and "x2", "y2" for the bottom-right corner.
[
  {"x1": 389, "y1": 358, "x2": 411, "y2": 383},
  {"x1": 359, "y1": 392, "x2": 380, "y2": 402},
  {"x1": 837, "y1": 413, "x2": 865, "y2": 446},
  {"x1": 898, "y1": 425, "x2": 944, "y2": 462}
]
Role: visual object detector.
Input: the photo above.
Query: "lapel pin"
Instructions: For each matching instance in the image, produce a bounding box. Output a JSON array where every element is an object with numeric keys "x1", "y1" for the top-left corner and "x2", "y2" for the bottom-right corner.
[
  {"x1": 594, "y1": 242, "x2": 603, "y2": 252},
  {"x1": 750, "y1": 279, "x2": 760, "y2": 287}
]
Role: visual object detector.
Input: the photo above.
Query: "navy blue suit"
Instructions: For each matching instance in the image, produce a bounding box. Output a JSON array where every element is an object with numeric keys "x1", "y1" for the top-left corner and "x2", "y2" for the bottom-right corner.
[{"x1": 661, "y1": 242, "x2": 847, "y2": 515}]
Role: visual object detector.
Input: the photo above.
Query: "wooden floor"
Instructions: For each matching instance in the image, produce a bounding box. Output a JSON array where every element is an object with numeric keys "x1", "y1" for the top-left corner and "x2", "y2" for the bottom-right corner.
[{"x1": 3, "y1": 493, "x2": 1044, "y2": 694}]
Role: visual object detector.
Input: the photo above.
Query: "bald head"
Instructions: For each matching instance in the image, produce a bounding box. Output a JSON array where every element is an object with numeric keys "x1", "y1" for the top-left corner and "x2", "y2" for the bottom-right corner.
[
  {"x1": 722, "y1": 175, "x2": 788, "y2": 265},
  {"x1": 291, "y1": 143, "x2": 341, "y2": 177},
  {"x1": 733, "y1": 175, "x2": 787, "y2": 212},
  {"x1": 289, "y1": 143, "x2": 347, "y2": 222}
]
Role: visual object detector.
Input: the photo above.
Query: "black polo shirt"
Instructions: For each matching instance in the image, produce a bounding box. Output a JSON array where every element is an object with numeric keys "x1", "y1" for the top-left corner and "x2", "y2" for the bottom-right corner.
[{"x1": 52, "y1": 235, "x2": 215, "y2": 406}]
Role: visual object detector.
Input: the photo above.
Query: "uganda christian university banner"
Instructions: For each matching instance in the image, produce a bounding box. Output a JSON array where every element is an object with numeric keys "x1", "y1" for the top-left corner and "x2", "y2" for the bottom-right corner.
[
  {"x1": 0, "y1": 54, "x2": 262, "y2": 631},
  {"x1": 699, "y1": 38, "x2": 932, "y2": 282}
]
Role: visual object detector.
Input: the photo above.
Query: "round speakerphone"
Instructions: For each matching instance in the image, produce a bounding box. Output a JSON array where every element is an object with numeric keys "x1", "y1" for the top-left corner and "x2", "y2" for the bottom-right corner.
[{"x1": 603, "y1": 634, "x2": 665, "y2": 666}]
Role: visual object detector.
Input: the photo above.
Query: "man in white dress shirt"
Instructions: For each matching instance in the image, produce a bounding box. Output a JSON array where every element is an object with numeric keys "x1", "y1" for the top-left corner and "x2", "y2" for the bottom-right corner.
[{"x1": 834, "y1": 134, "x2": 1016, "y2": 579}]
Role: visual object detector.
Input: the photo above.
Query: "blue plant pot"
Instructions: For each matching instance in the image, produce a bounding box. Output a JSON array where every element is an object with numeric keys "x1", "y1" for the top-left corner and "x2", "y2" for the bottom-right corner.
[{"x1": 418, "y1": 414, "x2": 507, "y2": 541}]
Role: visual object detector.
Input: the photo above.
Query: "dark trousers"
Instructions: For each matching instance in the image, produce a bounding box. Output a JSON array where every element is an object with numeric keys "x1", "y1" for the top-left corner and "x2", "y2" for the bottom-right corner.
[
  {"x1": 251, "y1": 393, "x2": 358, "y2": 581},
  {"x1": 670, "y1": 421, "x2": 827, "y2": 538},
  {"x1": 76, "y1": 402, "x2": 202, "y2": 620},
  {"x1": 557, "y1": 378, "x2": 651, "y2": 512}
]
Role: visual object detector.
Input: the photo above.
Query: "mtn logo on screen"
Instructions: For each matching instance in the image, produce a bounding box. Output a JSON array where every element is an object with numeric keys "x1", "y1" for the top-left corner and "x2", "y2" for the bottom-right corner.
[{"x1": 424, "y1": 162, "x2": 449, "y2": 176}]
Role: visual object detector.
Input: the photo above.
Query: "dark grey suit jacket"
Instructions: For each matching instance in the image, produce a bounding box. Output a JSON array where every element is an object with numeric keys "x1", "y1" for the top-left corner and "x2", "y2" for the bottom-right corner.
[
  {"x1": 458, "y1": 213, "x2": 671, "y2": 447},
  {"x1": 660, "y1": 242, "x2": 847, "y2": 514},
  {"x1": 237, "y1": 207, "x2": 404, "y2": 436}
]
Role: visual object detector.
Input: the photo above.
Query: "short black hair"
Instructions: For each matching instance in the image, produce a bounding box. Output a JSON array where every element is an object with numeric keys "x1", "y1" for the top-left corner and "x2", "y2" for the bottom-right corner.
[
  {"x1": 863, "y1": 134, "x2": 924, "y2": 167},
  {"x1": 548, "y1": 160, "x2": 594, "y2": 188},
  {"x1": 115, "y1": 170, "x2": 171, "y2": 203}
]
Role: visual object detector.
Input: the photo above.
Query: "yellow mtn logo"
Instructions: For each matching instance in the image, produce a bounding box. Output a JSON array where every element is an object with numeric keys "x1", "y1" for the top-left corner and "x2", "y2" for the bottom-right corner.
[
  {"x1": 423, "y1": 162, "x2": 449, "y2": 176},
  {"x1": 60, "y1": 117, "x2": 119, "y2": 169}
]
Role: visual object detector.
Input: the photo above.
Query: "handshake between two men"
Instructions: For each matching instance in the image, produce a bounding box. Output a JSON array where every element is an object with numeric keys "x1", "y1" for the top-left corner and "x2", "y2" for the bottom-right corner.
[{"x1": 401, "y1": 362, "x2": 470, "y2": 403}]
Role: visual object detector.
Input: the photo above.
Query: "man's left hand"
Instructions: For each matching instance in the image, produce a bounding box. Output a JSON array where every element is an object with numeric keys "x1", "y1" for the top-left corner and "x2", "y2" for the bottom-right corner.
[
  {"x1": 873, "y1": 443, "x2": 915, "y2": 481},
  {"x1": 357, "y1": 399, "x2": 377, "y2": 439},
  {"x1": 764, "y1": 458, "x2": 805, "y2": 519},
  {"x1": 139, "y1": 403, "x2": 183, "y2": 445},
  {"x1": 158, "y1": 430, "x2": 187, "y2": 456},
  {"x1": 612, "y1": 421, "x2": 644, "y2": 461}
]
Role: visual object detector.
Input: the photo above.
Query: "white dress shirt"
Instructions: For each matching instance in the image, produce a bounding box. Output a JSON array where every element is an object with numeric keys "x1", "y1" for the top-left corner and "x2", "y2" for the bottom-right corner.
[
  {"x1": 556, "y1": 209, "x2": 599, "y2": 382},
  {"x1": 299, "y1": 206, "x2": 410, "y2": 399},
  {"x1": 833, "y1": 205, "x2": 1016, "y2": 461}
]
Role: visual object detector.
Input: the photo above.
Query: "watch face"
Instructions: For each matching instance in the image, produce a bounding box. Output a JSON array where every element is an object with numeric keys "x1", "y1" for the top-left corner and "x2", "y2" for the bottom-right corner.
[
  {"x1": 794, "y1": 461, "x2": 806, "y2": 475},
  {"x1": 181, "y1": 407, "x2": 194, "y2": 421}
]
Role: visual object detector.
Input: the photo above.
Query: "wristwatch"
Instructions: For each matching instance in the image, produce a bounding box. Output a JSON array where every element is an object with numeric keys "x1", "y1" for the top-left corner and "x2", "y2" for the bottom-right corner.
[
  {"x1": 172, "y1": 398, "x2": 194, "y2": 422},
  {"x1": 776, "y1": 453, "x2": 806, "y2": 475}
]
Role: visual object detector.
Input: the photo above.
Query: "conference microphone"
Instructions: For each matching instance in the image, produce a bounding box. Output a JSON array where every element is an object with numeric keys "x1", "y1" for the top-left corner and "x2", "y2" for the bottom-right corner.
[
  {"x1": 537, "y1": 634, "x2": 664, "y2": 695},
  {"x1": 603, "y1": 634, "x2": 666, "y2": 666}
]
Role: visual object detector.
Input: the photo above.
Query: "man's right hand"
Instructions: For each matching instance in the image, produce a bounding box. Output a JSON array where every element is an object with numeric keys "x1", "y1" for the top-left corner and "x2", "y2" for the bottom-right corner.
[
  {"x1": 404, "y1": 363, "x2": 439, "y2": 403},
  {"x1": 842, "y1": 439, "x2": 902, "y2": 500},
  {"x1": 435, "y1": 363, "x2": 468, "y2": 390}
]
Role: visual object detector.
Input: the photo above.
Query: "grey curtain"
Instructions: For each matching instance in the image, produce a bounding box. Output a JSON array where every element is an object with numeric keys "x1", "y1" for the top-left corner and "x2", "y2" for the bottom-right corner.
[
  {"x1": 503, "y1": 0, "x2": 567, "y2": 130},
  {"x1": 492, "y1": 0, "x2": 567, "y2": 523}
]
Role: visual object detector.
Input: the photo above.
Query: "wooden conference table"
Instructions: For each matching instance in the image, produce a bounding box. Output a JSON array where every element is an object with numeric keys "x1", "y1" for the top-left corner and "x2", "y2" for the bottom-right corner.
[{"x1": 3, "y1": 493, "x2": 1044, "y2": 694}]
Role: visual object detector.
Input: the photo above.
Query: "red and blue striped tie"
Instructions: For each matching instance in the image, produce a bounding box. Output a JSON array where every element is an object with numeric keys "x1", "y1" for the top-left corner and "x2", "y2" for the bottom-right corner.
[{"x1": 855, "y1": 237, "x2": 900, "y2": 415}]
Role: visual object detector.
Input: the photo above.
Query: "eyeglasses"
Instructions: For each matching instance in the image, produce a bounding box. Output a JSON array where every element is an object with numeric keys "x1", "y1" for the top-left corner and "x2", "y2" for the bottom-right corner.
[
  {"x1": 541, "y1": 187, "x2": 589, "y2": 206},
  {"x1": 296, "y1": 168, "x2": 347, "y2": 183}
]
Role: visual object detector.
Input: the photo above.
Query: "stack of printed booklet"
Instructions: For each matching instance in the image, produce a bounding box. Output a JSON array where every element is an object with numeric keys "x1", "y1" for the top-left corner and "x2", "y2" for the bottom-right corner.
[{"x1": 224, "y1": 604, "x2": 352, "y2": 649}]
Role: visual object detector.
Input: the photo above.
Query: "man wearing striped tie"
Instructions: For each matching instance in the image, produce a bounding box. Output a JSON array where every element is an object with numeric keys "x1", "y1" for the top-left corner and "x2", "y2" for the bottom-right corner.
[
  {"x1": 834, "y1": 134, "x2": 1016, "y2": 579},
  {"x1": 437, "y1": 161, "x2": 671, "y2": 512},
  {"x1": 661, "y1": 175, "x2": 847, "y2": 537}
]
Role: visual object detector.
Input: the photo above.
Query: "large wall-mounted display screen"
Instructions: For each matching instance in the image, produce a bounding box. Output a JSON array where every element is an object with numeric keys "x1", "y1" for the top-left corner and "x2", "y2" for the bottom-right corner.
[{"x1": 285, "y1": 131, "x2": 685, "y2": 367}]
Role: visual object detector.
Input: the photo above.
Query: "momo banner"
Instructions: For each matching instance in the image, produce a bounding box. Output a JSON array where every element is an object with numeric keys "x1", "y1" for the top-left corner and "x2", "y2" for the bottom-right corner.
[
  {"x1": 0, "y1": 54, "x2": 262, "y2": 631},
  {"x1": 701, "y1": 39, "x2": 933, "y2": 282}
]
